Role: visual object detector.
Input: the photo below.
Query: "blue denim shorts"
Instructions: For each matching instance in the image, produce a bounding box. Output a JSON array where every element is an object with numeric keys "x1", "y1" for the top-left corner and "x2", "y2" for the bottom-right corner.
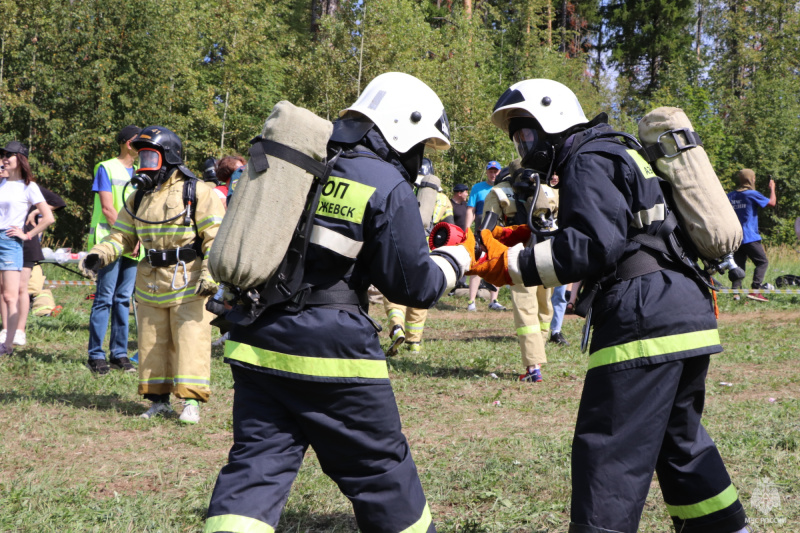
[{"x1": 0, "y1": 232, "x2": 23, "y2": 271}]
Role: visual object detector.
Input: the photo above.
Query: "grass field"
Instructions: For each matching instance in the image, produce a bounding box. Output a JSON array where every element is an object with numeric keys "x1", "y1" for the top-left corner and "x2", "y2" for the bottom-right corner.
[{"x1": 1, "y1": 247, "x2": 799, "y2": 533}]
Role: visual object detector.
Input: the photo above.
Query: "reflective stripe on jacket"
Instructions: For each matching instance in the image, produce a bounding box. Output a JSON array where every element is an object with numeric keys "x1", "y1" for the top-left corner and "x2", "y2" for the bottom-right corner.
[
  {"x1": 90, "y1": 169, "x2": 224, "y2": 307},
  {"x1": 517, "y1": 124, "x2": 721, "y2": 371},
  {"x1": 226, "y1": 143, "x2": 451, "y2": 383}
]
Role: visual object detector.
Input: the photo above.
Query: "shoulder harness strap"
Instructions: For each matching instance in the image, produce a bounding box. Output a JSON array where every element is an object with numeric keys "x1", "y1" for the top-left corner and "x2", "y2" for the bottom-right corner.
[{"x1": 248, "y1": 136, "x2": 329, "y2": 178}]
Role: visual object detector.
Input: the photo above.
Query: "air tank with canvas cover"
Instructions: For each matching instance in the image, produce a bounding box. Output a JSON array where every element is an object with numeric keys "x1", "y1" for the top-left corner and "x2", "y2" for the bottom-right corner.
[
  {"x1": 208, "y1": 101, "x2": 333, "y2": 294},
  {"x1": 638, "y1": 107, "x2": 744, "y2": 278}
]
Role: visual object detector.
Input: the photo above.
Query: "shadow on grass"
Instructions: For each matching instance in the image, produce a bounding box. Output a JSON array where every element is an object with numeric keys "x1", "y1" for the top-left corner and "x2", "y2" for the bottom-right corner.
[
  {"x1": 0, "y1": 390, "x2": 144, "y2": 415},
  {"x1": 32, "y1": 320, "x2": 90, "y2": 333},
  {"x1": 277, "y1": 510, "x2": 359, "y2": 532},
  {"x1": 422, "y1": 334, "x2": 515, "y2": 343},
  {"x1": 387, "y1": 357, "x2": 519, "y2": 381}
]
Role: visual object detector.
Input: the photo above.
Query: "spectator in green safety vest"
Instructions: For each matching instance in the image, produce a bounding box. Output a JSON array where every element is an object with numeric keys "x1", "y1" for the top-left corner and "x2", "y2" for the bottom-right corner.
[{"x1": 86, "y1": 125, "x2": 142, "y2": 375}]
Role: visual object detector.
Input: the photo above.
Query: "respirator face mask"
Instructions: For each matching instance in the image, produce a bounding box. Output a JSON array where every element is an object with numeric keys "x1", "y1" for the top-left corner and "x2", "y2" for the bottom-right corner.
[
  {"x1": 131, "y1": 148, "x2": 165, "y2": 190},
  {"x1": 512, "y1": 126, "x2": 556, "y2": 179},
  {"x1": 396, "y1": 143, "x2": 426, "y2": 183}
]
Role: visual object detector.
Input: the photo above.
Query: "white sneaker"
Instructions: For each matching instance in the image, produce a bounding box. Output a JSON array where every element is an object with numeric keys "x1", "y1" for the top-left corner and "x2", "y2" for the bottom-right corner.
[
  {"x1": 488, "y1": 301, "x2": 507, "y2": 311},
  {"x1": 180, "y1": 400, "x2": 200, "y2": 424},
  {"x1": 467, "y1": 302, "x2": 477, "y2": 312},
  {"x1": 13, "y1": 330, "x2": 26, "y2": 346},
  {"x1": 0, "y1": 330, "x2": 5, "y2": 344},
  {"x1": 140, "y1": 402, "x2": 174, "y2": 419}
]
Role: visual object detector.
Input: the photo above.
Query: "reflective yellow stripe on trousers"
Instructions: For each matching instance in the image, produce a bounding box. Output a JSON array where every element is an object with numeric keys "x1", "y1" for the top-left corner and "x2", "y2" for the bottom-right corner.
[
  {"x1": 225, "y1": 341, "x2": 389, "y2": 379},
  {"x1": 666, "y1": 484, "x2": 738, "y2": 520},
  {"x1": 205, "y1": 514, "x2": 273, "y2": 533},
  {"x1": 205, "y1": 504, "x2": 431, "y2": 533}
]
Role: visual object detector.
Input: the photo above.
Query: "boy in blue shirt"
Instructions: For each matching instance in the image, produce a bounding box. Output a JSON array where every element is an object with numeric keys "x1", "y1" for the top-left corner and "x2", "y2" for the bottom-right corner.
[
  {"x1": 727, "y1": 169, "x2": 776, "y2": 301},
  {"x1": 466, "y1": 161, "x2": 505, "y2": 311}
]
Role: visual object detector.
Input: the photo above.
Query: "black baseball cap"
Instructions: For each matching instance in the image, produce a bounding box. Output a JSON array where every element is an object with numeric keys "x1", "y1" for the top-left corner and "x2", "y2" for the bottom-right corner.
[
  {"x1": 2, "y1": 140, "x2": 29, "y2": 158},
  {"x1": 453, "y1": 183, "x2": 469, "y2": 192},
  {"x1": 116, "y1": 125, "x2": 142, "y2": 144}
]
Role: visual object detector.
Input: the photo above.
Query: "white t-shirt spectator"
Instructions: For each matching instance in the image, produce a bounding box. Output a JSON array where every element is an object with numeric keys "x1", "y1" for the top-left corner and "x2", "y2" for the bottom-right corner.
[{"x1": 0, "y1": 179, "x2": 45, "y2": 229}]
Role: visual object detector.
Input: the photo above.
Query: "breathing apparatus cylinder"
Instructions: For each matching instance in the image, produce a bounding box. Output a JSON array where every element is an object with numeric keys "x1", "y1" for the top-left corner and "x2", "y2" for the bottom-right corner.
[
  {"x1": 207, "y1": 101, "x2": 333, "y2": 291},
  {"x1": 416, "y1": 173, "x2": 442, "y2": 232},
  {"x1": 638, "y1": 107, "x2": 744, "y2": 280}
]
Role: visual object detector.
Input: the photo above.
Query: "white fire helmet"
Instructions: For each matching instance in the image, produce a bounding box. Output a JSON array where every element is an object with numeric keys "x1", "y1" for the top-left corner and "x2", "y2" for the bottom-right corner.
[
  {"x1": 339, "y1": 72, "x2": 451, "y2": 154},
  {"x1": 491, "y1": 79, "x2": 588, "y2": 136}
]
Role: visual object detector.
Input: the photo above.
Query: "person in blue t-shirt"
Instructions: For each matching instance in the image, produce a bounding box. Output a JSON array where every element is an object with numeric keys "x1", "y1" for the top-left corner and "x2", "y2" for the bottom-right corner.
[
  {"x1": 465, "y1": 160, "x2": 505, "y2": 311},
  {"x1": 727, "y1": 168, "x2": 776, "y2": 302}
]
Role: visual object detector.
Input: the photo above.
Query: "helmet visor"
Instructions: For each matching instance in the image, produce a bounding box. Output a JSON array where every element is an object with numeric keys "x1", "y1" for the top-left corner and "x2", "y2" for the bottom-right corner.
[
  {"x1": 512, "y1": 127, "x2": 540, "y2": 159},
  {"x1": 137, "y1": 148, "x2": 162, "y2": 173}
]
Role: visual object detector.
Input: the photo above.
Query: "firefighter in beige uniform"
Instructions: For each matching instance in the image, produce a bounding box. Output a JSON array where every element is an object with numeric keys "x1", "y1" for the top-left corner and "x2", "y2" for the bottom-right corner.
[
  {"x1": 483, "y1": 164, "x2": 556, "y2": 382},
  {"x1": 85, "y1": 126, "x2": 224, "y2": 424},
  {"x1": 384, "y1": 159, "x2": 454, "y2": 355}
]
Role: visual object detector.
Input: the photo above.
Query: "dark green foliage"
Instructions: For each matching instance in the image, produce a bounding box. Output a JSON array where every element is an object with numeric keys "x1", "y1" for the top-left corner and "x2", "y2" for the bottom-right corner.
[{"x1": 1, "y1": 0, "x2": 800, "y2": 247}]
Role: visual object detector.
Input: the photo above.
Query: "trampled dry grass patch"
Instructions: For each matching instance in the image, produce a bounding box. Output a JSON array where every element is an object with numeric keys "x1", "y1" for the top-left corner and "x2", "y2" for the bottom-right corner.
[{"x1": 0, "y1": 274, "x2": 798, "y2": 531}]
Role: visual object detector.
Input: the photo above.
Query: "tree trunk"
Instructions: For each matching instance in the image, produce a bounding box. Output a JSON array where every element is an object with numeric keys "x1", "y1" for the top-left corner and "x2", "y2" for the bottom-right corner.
[
  {"x1": 311, "y1": 0, "x2": 339, "y2": 34},
  {"x1": 696, "y1": 5, "x2": 703, "y2": 61},
  {"x1": 464, "y1": 0, "x2": 472, "y2": 18}
]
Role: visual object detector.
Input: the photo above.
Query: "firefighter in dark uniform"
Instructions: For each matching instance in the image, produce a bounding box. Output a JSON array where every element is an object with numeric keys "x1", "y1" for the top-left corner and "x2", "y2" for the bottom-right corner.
[
  {"x1": 205, "y1": 72, "x2": 473, "y2": 533},
  {"x1": 471, "y1": 79, "x2": 750, "y2": 533}
]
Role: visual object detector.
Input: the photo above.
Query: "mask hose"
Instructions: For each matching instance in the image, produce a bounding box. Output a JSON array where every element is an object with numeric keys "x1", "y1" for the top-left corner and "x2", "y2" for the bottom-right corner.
[
  {"x1": 121, "y1": 181, "x2": 189, "y2": 225},
  {"x1": 526, "y1": 145, "x2": 558, "y2": 237}
]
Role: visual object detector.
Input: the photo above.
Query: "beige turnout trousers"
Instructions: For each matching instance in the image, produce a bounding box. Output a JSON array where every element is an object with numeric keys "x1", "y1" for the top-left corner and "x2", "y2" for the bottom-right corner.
[
  {"x1": 384, "y1": 300, "x2": 428, "y2": 343},
  {"x1": 510, "y1": 283, "x2": 553, "y2": 367},
  {"x1": 137, "y1": 298, "x2": 213, "y2": 401}
]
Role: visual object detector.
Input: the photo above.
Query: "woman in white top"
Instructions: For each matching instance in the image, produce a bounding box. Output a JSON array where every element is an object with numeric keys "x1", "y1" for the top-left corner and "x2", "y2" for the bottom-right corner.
[{"x1": 0, "y1": 141, "x2": 54, "y2": 355}]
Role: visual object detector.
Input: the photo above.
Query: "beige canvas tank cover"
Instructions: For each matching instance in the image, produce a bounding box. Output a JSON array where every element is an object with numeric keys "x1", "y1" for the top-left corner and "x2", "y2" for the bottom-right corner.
[
  {"x1": 417, "y1": 175, "x2": 441, "y2": 229},
  {"x1": 638, "y1": 107, "x2": 742, "y2": 261},
  {"x1": 208, "y1": 101, "x2": 333, "y2": 289}
]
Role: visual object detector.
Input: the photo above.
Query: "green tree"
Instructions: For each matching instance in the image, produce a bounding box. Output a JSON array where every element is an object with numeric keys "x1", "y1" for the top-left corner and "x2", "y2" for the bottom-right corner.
[{"x1": 603, "y1": 0, "x2": 695, "y2": 106}]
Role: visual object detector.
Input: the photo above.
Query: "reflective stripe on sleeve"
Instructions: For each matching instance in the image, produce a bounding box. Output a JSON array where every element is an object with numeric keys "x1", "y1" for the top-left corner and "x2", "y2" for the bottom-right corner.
[
  {"x1": 112, "y1": 220, "x2": 136, "y2": 235},
  {"x1": 310, "y1": 225, "x2": 363, "y2": 259},
  {"x1": 399, "y1": 503, "x2": 433, "y2": 533},
  {"x1": 205, "y1": 514, "x2": 274, "y2": 533},
  {"x1": 197, "y1": 214, "x2": 223, "y2": 232},
  {"x1": 533, "y1": 239, "x2": 561, "y2": 288},
  {"x1": 105, "y1": 240, "x2": 124, "y2": 255},
  {"x1": 631, "y1": 203, "x2": 666, "y2": 229},
  {"x1": 588, "y1": 329, "x2": 721, "y2": 370},
  {"x1": 431, "y1": 254, "x2": 457, "y2": 291},
  {"x1": 666, "y1": 484, "x2": 738, "y2": 520},
  {"x1": 225, "y1": 341, "x2": 389, "y2": 380}
]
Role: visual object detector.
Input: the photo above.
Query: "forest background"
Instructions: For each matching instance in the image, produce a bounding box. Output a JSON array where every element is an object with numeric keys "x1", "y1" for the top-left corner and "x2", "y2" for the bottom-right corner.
[{"x1": 1, "y1": 0, "x2": 799, "y2": 249}]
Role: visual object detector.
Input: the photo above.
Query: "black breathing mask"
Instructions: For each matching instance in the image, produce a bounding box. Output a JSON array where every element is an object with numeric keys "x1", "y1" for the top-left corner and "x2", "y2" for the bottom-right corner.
[
  {"x1": 131, "y1": 148, "x2": 168, "y2": 191},
  {"x1": 396, "y1": 143, "x2": 426, "y2": 183},
  {"x1": 509, "y1": 118, "x2": 558, "y2": 184}
]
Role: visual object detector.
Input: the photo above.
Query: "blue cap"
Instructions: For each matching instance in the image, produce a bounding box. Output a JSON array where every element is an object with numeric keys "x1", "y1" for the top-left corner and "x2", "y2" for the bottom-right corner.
[
  {"x1": 453, "y1": 183, "x2": 469, "y2": 192},
  {"x1": 486, "y1": 160, "x2": 501, "y2": 170}
]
